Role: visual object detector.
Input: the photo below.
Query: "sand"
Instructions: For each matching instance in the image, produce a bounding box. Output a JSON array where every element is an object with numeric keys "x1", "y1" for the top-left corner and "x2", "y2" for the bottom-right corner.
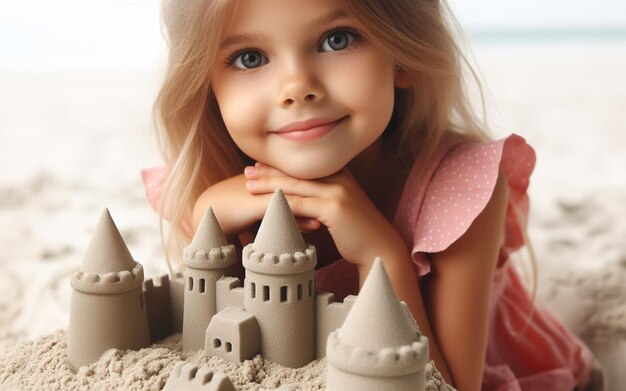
[
  {"x1": 1, "y1": 39, "x2": 625, "y2": 389},
  {"x1": 0, "y1": 331, "x2": 452, "y2": 391}
]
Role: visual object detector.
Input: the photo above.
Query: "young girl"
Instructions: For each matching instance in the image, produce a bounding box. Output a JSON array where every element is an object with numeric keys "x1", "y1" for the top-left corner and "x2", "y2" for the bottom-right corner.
[{"x1": 141, "y1": 0, "x2": 601, "y2": 389}]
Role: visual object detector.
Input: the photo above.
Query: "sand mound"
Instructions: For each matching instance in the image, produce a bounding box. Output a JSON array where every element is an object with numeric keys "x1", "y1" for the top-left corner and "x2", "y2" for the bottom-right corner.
[{"x1": 0, "y1": 331, "x2": 454, "y2": 391}]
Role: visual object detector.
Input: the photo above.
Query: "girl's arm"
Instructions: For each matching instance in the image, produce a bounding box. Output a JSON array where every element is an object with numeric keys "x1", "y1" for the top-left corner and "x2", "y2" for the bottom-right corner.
[
  {"x1": 191, "y1": 173, "x2": 318, "y2": 236},
  {"x1": 420, "y1": 170, "x2": 509, "y2": 390}
]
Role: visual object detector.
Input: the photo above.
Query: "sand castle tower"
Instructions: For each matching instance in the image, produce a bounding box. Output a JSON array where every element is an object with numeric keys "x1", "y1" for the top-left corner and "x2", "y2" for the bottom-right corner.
[
  {"x1": 242, "y1": 189, "x2": 317, "y2": 368},
  {"x1": 67, "y1": 209, "x2": 150, "y2": 370},
  {"x1": 326, "y1": 258, "x2": 429, "y2": 391},
  {"x1": 182, "y1": 207, "x2": 236, "y2": 352}
]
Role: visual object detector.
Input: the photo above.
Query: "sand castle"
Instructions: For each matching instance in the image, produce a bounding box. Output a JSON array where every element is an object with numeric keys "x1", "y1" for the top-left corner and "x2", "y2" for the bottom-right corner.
[{"x1": 67, "y1": 189, "x2": 430, "y2": 390}]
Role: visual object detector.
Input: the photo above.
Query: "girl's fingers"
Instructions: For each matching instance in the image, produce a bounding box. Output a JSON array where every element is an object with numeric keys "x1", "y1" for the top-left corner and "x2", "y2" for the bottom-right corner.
[
  {"x1": 284, "y1": 195, "x2": 333, "y2": 226},
  {"x1": 296, "y1": 217, "x2": 321, "y2": 233},
  {"x1": 246, "y1": 175, "x2": 327, "y2": 198},
  {"x1": 244, "y1": 163, "x2": 286, "y2": 179}
]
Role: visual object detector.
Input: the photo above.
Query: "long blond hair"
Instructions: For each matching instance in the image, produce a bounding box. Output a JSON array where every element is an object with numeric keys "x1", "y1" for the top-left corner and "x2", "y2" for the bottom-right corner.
[{"x1": 153, "y1": 0, "x2": 493, "y2": 271}]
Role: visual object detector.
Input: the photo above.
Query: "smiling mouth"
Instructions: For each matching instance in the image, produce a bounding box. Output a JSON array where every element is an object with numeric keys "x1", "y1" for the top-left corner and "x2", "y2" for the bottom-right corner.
[{"x1": 272, "y1": 116, "x2": 347, "y2": 142}]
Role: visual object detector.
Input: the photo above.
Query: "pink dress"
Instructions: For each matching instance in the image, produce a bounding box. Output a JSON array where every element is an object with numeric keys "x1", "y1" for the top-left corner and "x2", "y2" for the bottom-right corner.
[{"x1": 141, "y1": 134, "x2": 593, "y2": 390}]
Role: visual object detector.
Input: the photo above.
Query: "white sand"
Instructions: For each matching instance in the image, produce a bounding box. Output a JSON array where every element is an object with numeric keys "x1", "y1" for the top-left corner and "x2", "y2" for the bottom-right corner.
[
  {"x1": 0, "y1": 331, "x2": 452, "y2": 390},
  {"x1": 1, "y1": 39, "x2": 625, "y2": 389}
]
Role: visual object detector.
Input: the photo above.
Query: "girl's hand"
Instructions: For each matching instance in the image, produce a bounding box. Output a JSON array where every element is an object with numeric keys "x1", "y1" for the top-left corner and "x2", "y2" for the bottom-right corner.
[
  {"x1": 243, "y1": 162, "x2": 405, "y2": 268},
  {"x1": 192, "y1": 173, "x2": 320, "y2": 236}
]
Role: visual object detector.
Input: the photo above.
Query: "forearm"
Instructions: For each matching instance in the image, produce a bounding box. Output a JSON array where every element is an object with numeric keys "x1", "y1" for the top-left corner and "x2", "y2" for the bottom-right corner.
[{"x1": 357, "y1": 239, "x2": 453, "y2": 386}]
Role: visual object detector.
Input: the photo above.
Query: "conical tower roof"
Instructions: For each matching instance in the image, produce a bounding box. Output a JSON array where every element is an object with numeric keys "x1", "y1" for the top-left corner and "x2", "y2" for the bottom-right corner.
[
  {"x1": 81, "y1": 209, "x2": 135, "y2": 274},
  {"x1": 253, "y1": 189, "x2": 306, "y2": 255},
  {"x1": 338, "y1": 258, "x2": 417, "y2": 350},
  {"x1": 184, "y1": 207, "x2": 235, "y2": 270},
  {"x1": 189, "y1": 207, "x2": 228, "y2": 251}
]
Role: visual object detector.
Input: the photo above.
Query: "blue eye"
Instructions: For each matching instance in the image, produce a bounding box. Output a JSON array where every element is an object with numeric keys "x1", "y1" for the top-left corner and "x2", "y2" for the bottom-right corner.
[
  {"x1": 229, "y1": 50, "x2": 268, "y2": 70},
  {"x1": 320, "y1": 30, "x2": 357, "y2": 52}
]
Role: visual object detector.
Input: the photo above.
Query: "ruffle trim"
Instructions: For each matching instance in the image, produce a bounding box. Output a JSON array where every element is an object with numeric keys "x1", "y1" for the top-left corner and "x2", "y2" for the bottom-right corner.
[
  {"x1": 411, "y1": 134, "x2": 536, "y2": 276},
  {"x1": 140, "y1": 166, "x2": 170, "y2": 220}
]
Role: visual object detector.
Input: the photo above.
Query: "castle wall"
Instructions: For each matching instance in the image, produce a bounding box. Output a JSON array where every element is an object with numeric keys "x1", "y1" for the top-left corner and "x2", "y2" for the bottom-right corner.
[
  {"x1": 169, "y1": 272, "x2": 185, "y2": 333},
  {"x1": 326, "y1": 366, "x2": 425, "y2": 391},
  {"x1": 143, "y1": 274, "x2": 171, "y2": 343},
  {"x1": 215, "y1": 277, "x2": 244, "y2": 312},
  {"x1": 67, "y1": 286, "x2": 150, "y2": 370},
  {"x1": 315, "y1": 293, "x2": 357, "y2": 359},
  {"x1": 244, "y1": 270, "x2": 315, "y2": 368},
  {"x1": 182, "y1": 267, "x2": 226, "y2": 352},
  {"x1": 164, "y1": 362, "x2": 237, "y2": 391}
]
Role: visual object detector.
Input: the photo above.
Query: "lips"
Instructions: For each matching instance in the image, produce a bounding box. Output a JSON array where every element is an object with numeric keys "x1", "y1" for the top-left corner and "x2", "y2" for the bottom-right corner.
[{"x1": 272, "y1": 116, "x2": 346, "y2": 142}]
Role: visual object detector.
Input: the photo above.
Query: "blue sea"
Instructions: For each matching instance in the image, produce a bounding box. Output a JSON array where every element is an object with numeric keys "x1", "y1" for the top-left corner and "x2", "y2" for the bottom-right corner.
[{"x1": 469, "y1": 29, "x2": 626, "y2": 44}]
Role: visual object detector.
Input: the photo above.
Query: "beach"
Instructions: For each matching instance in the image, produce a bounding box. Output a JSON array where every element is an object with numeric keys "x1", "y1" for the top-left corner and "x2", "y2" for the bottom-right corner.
[{"x1": 1, "y1": 39, "x2": 625, "y2": 389}]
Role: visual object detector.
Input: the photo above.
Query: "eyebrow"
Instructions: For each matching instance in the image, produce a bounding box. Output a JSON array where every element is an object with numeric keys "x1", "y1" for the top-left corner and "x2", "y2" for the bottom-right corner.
[{"x1": 219, "y1": 9, "x2": 351, "y2": 50}]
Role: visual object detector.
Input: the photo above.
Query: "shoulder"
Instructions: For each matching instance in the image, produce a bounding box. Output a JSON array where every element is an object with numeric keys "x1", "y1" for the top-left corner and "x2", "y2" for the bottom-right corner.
[
  {"x1": 425, "y1": 169, "x2": 507, "y2": 309},
  {"x1": 404, "y1": 134, "x2": 535, "y2": 276},
  {"x1": 425, "y1": 171, "x2": 507, "y2": 331},
  {"x1": 436, "y1": 169, "x2": 509, "y2": 259}
]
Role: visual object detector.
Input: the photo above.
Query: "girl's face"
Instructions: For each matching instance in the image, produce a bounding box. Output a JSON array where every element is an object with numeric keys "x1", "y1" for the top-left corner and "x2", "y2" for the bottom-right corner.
[{"x1": 212, "y1": 0, "x2": 402, "y2": 179}]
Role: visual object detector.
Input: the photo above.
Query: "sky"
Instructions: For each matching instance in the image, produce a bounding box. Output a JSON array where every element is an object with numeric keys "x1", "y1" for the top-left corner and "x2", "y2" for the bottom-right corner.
[{"x1": 0, "y1": 0, "x2": 625, "y2": 69}]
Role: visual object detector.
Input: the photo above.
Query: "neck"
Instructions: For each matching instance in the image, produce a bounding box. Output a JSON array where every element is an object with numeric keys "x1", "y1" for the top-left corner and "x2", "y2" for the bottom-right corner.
[
  {"x1": 347, "y1": 138, "x2": 402, "y2": 219},
  {"x1": 348, "y1": 139, "x2": 381, "y2": 188}
]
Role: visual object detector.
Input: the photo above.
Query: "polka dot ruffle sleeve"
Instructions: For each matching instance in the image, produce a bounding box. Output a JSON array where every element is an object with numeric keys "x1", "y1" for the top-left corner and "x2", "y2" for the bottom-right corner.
[{"x1": 410, "y1": 134, "x2": 535, "y2": 275}]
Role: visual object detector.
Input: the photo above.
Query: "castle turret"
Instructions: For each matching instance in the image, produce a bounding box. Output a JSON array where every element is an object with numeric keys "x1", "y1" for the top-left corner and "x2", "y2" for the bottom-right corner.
[
  {"x1": 182, "y1": 207, "x2": 235, "y2": 352},
  {"x1": 326, "y1": 258, "x2": 429, "y2": 391},
  {"x1": 242, "y1": 189, "x2": 317, "y2": 368},
  {"x1": 67, "y1": 209, "x2": 150, "y2": 370}
]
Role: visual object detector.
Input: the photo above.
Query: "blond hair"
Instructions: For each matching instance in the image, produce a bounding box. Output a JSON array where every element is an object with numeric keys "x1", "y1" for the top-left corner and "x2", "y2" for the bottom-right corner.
[{"x1": 153, "y1": 0, "x2": 502, "y2": 274}]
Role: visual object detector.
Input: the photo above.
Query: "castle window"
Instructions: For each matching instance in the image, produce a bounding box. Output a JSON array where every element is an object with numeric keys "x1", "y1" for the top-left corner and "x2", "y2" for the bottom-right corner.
[
  {"x1": 188, "y1": 277, "x2": 194, "y2": 292},
  {"x1": 213, "y1": 338, "x2": 221, "y2": 348},
  {"x1": 263, "y1": 285, "x2": 270, "y2": 302},
  {"x1": 199, "y1": 278, "x2": 206, "y2": 294},
  {"x1": 297, "y1": 284, "x2": 303, "y2": 301},
  {"x1": 251, "y1": 282, "x2": 256, "y2": 299},
  {"x1": 308, "y1": 280, "x2": 313, "y2": 297},
  {"x1": 225, "y1": 342, "x2": 232, "y2": 352},
  {"x1": 280, "y1": 286, "x2": 288, "y2": 302},
  {"x1": 139, "y1": 293, "x2": 144, "y2": 309}
]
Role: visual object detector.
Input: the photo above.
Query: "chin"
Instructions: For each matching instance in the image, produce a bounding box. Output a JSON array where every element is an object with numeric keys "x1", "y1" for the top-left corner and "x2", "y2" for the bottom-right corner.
[{"x1": 277, "y1": 161, "x2": 345, "y2": 180}]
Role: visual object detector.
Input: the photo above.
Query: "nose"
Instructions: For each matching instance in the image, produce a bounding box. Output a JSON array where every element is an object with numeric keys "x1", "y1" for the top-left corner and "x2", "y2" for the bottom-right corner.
[{"x1": 277, "y1": 62, "x2": 325, "y2": 108}]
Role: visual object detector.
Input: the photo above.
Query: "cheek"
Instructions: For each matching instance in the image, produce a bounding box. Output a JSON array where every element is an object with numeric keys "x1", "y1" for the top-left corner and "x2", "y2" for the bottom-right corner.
[
  {"x1": 325, "y1": 54, "x2": 396, "y2": 126},
  {"x1": 213, "y1": 75, "x2": 270, "y2": 151}
]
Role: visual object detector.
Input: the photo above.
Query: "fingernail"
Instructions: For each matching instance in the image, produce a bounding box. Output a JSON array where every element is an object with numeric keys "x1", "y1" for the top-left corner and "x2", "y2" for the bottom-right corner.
[
  {"x1": 246, "y1": 180, "x2": 256, "y2": 189},
  {"x1": 244, "y1": 166, "x2": 256, "y2": 175}
]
